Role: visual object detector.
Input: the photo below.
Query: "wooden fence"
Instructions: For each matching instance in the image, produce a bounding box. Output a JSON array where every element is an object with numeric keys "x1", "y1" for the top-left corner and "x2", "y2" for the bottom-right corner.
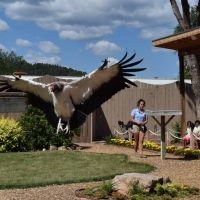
[
  {"x1": 0, "y1": 76, "x2": 197, "y2": 143},
  {"x1": 86, "y1": 81, "x2": 196, "y2": 142}
]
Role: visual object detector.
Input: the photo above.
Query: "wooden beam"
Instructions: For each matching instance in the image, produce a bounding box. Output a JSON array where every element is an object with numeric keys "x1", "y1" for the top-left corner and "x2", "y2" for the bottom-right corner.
[
  {"x1": 178, "y1": 52, "x2": 186, "y2": 137},
  {"x1": 165, "y1": 115, "x2": 175, "y2": 126},
  {"x1": 0, "y1": 92, "x2": 27, "y2": 97},
  {"x1": 151, "y1": 116, "x2": 161, "y2": 126},
  {"x1": 152, "y1": 27, "x2": 200, "y2": 50},
  {"x1": 0, "y1": 97, "x2": 27, "y2": 113}
]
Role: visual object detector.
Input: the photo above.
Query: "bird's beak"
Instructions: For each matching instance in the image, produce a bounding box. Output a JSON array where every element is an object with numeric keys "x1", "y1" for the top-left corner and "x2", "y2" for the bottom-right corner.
[{"x1": 48, "y1": 85, "x2": 54, "y2": 93}]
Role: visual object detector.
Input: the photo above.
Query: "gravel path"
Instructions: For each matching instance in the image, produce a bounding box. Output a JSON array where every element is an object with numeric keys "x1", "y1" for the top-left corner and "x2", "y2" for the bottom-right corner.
[{"x1": 0, "y1": 143, "x2": 200, "y2": 200}]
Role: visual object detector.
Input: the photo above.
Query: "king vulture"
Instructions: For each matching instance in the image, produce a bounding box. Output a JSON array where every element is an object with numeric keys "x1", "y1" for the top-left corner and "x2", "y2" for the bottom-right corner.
[{"x1": 0, "y1": 52, "x2": 145, "y2": 133}]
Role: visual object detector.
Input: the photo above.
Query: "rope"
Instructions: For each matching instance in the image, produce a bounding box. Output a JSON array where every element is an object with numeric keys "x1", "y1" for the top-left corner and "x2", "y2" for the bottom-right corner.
[
  {"x1": 167, "y1": 128, "x2": 182, "y2": 140},
  {"x1": 113, "y1": 129, "x2": 128, "y2": 135},
  {"x1": 148, "y1": 129, "x2": 161, "y2": 136},
  {"x1": 167, "y1": 128, "x2": 180, "y2": 134},
  {"x1": 192, "y1": 133, "x2": 200, "y2": 140}
]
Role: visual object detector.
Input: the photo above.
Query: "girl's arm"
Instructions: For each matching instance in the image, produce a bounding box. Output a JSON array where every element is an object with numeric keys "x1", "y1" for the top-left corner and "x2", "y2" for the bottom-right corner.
[
  {"x1": 130, "y1": 117, "x2": 140, "y2": 125},
  {"x1": 141, "y1": 114, "x2": 148, "y2": 125}
]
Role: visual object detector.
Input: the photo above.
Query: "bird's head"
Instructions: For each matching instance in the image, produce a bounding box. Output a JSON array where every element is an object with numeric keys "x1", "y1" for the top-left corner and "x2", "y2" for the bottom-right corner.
[{"x1": 48, "y1": 82, "x2": 64, "y2": 93}]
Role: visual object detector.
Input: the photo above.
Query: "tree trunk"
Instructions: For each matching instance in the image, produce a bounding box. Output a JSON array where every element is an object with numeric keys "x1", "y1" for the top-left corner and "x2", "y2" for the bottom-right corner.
[
  {"x1": 181, "y1": 0, "x2": 191, "y2": 29},
  {"x1": 197, "y1": 0, "x2": 200, "y2": 25},
  {"x1": 170, "y1": 0, "x2": 200, "y2": 120},
  {"x1": 170, "y1": 0, "x2": 187, "y2": 29},
  {"x1": 186, "y1": 54, "x2": 200, "y2": 118}
]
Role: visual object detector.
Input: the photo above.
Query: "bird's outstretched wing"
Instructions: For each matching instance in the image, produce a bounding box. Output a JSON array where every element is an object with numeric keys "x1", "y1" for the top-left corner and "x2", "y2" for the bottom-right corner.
[
  {"x1": 0, "y1": 76, "x2": 52, "y2": 103},
  {"x1": 0, "y1": 76, "x2": 58, "y2": 127},
  {"x1": 67, "y1": 52, "x2": 145, "y2": 129}
]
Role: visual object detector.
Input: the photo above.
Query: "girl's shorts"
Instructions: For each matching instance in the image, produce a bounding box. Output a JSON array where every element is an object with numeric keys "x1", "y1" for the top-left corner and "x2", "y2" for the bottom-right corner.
[
  {"x1": 183, "y1": 134, "x2": 190, "y2": 142},
  {"x1": 132, "y1": 125, "x2": 147, "y2": 133}
]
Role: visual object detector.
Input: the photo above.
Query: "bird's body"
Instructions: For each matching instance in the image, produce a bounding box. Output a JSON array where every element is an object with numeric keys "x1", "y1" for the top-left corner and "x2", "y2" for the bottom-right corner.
[
  {"x1": 0, "y1": 52, "x2": 146, "y2": 133},
  {"x1": 51, "y1": 85, "x2": 75, "y2": 121}
]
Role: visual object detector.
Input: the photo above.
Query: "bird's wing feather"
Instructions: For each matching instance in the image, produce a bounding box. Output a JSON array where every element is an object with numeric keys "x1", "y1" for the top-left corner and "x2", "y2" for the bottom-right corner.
[
  {"x1": 67, "y1": 53, "x2": 145, "y2": 129},
  {"x1": 0, "y1": 76, "x2": 52, "y2": 103}
]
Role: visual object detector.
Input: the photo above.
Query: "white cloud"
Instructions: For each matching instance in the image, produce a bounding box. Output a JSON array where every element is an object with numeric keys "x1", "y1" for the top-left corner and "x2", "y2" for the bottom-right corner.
[
  {"x1": 0, "y1": 43, "x2": 7, "y2": 51},
  {"x1": 0, "y1": 19, "x2": 9, "y2": 31},
  {"x1": 0, "y1": 0, "x2": 178, "y2": 40},
  {"x1": 25, "y1": 50, "x2": 60, "y2": 64},
  {"x1": 140, "y1": 27, "x2": 173, "y2": 40},
  {"x1": 38, "y1": 41, "x2": 60, "y2": 54},
  {"x1": 1, "y1": 0, "x2": 199, "y2": 41},
  {"x1": 59, "y1": 25, "x2": 112, "y2": 40},
  {"x1": 86, "y1": 40, "x2": 122, "y2": 56},
  {"x1": 16, "y1": 38, "x2": 32, "y2": 47},
  {"x1": 107, "y1": 57, "x2": 119, "y2": 66}
]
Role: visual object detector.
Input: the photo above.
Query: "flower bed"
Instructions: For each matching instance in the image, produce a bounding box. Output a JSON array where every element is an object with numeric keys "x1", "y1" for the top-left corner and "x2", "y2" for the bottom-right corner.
[{"x1": 109, "y1": 138, "x2": 200, "y2": 158}]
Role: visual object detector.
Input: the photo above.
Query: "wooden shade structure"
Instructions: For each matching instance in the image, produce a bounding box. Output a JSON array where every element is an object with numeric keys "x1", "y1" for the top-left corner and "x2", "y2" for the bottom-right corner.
[
  {"x1": 152, "y1": 27, "x2": 200, "y2": 141},
  {"x1": 153, "y1": 27, "x2": 200, "y2": 53}
]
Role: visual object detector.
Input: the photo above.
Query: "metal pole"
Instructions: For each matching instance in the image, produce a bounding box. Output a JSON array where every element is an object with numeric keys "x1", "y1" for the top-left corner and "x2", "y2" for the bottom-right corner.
[{"x1": 161, "y1": 116, "x2": 166, "y2": 160}]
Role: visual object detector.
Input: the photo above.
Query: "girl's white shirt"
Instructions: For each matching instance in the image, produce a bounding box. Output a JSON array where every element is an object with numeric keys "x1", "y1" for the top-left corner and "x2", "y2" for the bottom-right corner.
[
  {"x1": 193, "y1": 126, "x2": 200, "y2": 136},
  {"x1": 186, "y1": 127, "x2": 192, "y2": 135}
]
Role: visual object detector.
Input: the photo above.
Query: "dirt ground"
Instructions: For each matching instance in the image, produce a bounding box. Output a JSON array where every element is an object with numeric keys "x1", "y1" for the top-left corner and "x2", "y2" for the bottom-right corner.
[{"x1": 0, "y1": 143, "x2": 200, "y2": 200}]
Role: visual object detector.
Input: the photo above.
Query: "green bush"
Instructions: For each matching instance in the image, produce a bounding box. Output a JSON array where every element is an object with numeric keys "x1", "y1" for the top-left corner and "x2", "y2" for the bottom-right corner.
[
  {"x1": 171, "y1": 121, "x2": 181, "y2": 144},
  {"x1": 19, "y1": 105, "x2": 56, "y2": 151},
  {"x1": 99, "y1": 181, "x2": 113, "y2": 196},
  {"x1": 19, "y1": 105, "x2": 80, "y2": 151},
  {"x1": 128, "y1": 181, "x2": 145, "y2": 200},
  {"x1": 0, "y1": 117, "x2": 23, "y2": 152}
]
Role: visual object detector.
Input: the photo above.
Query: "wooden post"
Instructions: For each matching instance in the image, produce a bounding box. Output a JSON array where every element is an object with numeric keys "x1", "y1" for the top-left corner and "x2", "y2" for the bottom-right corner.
[
  {"x1": 178, "y1": 52, "x2": 186, "y2": 137},
  {"x1": 161, "y1": 116, "x2": 166, "y2": 160}
]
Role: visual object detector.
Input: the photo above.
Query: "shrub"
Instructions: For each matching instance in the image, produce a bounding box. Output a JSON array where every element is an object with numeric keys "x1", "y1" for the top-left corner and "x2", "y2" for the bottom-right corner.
[
  {"x1": 171, "y1": 121, "x2": 181, "y2": 144},
  {"x1": 0, "y1": 117, "x2": 23, "y2": 152},
  {"x1": 99, "y1": 181, "x2": 113, "y2": 196},
  {"x1": 128, "y1": 181, "x2": 145, "y2": 200},
  {"x1": 19, "y1": 105, "x2": 56, "y2": 151},
  {"x1": 19, "y1": 105, "x2": 81, "y2": 151}
]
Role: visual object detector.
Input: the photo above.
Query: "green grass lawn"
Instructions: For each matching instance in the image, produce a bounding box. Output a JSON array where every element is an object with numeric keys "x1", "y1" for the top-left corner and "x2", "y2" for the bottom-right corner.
[{"x1": 0, "y1": 151, "x2": 155, "y2": 189}]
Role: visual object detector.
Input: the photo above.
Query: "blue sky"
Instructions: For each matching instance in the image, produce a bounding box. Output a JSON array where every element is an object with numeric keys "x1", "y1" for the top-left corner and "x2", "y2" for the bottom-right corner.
[{"x1": 0, "y1": 0, "x2": 198, "y2": 78}]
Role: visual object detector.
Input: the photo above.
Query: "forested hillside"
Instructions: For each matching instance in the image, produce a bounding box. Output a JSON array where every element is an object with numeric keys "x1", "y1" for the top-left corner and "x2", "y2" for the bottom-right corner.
[{"x1": 0, "y1": 50, "x2": 86, "y2": 76}]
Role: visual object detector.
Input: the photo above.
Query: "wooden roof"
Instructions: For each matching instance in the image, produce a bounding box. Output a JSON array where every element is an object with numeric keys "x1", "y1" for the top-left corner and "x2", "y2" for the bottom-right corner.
[{"x1": 152, "y1": 27, "x2": 200, "y2": 53}]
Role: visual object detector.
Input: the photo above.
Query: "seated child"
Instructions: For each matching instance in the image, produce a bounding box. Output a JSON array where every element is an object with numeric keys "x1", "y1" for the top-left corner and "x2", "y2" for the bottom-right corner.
[
  {"x1": 183, "y1": 121, "x2": 194, "y2": 148},
  {"x1": 193, "y1": 120, "x2": 200, "y2": 148}
]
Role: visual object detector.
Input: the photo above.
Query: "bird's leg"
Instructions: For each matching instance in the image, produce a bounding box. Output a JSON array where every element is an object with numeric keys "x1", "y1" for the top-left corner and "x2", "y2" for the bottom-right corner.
[
  {"x1": 63, "y1": 122, "x2": 70, "y2": 134},
  {"x1": 56, "y1": 118, "x2": 64, "y2": 134},
  {"x1": 56, "y1": 118, "x2": 70, "y2": 134}
]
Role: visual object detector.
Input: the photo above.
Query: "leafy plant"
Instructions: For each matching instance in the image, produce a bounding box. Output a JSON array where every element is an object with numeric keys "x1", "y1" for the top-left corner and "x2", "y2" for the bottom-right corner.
[
  {"x1": 84, "y1": 188, "x2": 94, "y2": 196},
  {"x1": 0, "y1": 117, "x2": 24, "y2": 152},
  {"x1": 128, "y1": 181, "x2": 145, "y2": 200},
  {"x1": 99, "y1": 181, "x2": 113, "y2": 196},
  {"x1": 19, "y1": 105, "x2": 56, "y2": 151},
  {"x1": 171, "y1": 121, "x2": 181, "y2": 144}
]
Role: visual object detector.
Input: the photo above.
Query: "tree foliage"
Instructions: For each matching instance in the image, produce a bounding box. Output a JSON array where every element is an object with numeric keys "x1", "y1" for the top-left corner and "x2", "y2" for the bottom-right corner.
[
  {"x1": 174, "y1": 5, "x2": 199, "y2": 79},
  {"x1": 0, "y1": 49, "x2": 86, "y2": 76},
  {"x1": 170, "y1": 0, "x2": 200, "y2": 120}
]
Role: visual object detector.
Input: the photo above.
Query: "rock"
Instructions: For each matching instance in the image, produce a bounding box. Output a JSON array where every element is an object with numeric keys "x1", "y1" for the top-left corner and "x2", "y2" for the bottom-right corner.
[
  {"x1": 163, "y1": 176, "x2": 171, "y2": 184},
  {"x1": 112, "y1": 173, "x2": 165, "y2": 196},
  {"x1": 58, "y1": 146, "x2": 67, "y2": 151},
  {"x1": 49, "y1": 145, "x2": 58, "y2": 151}
]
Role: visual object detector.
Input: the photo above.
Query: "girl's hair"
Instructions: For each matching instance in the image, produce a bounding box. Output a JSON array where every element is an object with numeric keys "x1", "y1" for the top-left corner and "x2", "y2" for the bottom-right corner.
[
  {"x1": 195, "y1": 120, "x2": 200, "y2": 126},
  {"x1": 187, "y1": 121, "x2": 194, "y2": 130},
  {"x1": 137, "y1": 99, "x2": 145, "y2": 106},
  {"x1": 187, "y1": 121, "x2": 192, "y2": 127}
]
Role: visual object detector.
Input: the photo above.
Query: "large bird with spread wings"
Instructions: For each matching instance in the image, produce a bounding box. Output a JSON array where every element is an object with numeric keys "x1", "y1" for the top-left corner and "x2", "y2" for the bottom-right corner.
[{"x1": 0, "y1": 52, "x2": 145, "y2": 133}]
